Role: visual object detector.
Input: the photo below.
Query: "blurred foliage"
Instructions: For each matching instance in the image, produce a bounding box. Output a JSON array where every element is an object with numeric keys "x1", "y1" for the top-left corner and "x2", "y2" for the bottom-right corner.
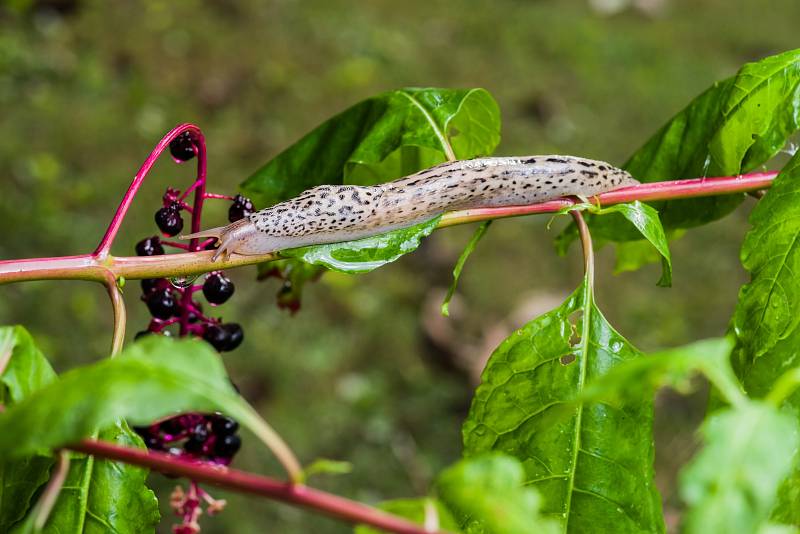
[{"x1": 2, "y1": 0, "x2": 800, "y2": 532}]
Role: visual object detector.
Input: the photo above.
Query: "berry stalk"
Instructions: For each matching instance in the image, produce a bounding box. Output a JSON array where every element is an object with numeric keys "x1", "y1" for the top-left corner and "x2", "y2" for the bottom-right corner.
[{"x1": 69, "y1": 438, "x2": 452, "y2": 534}]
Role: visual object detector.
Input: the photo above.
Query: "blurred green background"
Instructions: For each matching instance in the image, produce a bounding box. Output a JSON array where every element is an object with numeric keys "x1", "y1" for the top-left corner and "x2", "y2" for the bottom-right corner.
[{"x1": 1, "y1": 0, "x2": 798, "y2": 532}]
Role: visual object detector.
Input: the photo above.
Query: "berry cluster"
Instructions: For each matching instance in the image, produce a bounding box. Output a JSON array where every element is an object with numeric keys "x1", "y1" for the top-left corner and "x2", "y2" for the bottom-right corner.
[
  {"x1": 134, "y1": 413, "x2": 241, "y2": 465},
  {"x1": 132, "y1": 132, "x2": 257, "y2": 481}
]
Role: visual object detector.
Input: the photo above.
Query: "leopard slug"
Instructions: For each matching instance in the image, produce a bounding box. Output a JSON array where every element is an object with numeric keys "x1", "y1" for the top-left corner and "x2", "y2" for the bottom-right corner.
[{"x1": 181, "y1": 155, "x2": 638, "y2": 261}]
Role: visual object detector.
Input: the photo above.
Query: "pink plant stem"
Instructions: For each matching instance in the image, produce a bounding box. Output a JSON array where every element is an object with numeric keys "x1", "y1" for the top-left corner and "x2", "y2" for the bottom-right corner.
[
  {"x1": 69, "y1": 439, "x2": 452, "y2": 534},
  {"x1": 178, "y1": 130, "x2": 207, "y2": 336},
  {"x1": 160, "y1": 240, "x2": 192, "y2": 251},
  {"x1": 204, "y1": 192, "x2": 235, "y2": 200},
  {"x1": 438, "y1": 171, "x2": 777, "y2": 226},
  {"x1": 179, "y1": 181, "x2": 202, "y2": 201},
  {"x1": 94, "y1": 124, "x2": 203, "y2": 258},
  {"x1": 0, "y1": 171, "x2": 779, "y2": 286}
]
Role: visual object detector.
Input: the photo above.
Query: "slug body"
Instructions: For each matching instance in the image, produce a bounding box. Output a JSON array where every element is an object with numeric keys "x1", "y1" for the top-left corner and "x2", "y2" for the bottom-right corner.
[{"x1": 183, "y1": 156, "x2": 638, "y2": 260}]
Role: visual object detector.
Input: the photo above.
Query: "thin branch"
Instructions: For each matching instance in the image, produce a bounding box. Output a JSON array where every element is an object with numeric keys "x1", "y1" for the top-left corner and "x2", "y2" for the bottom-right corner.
[
  {"x1": 69, "y1": 439, "x2": 452, "y2": 534},
  {"x1": 94, "y1": 124, "x2": 204, "y2": 258},
  {"x1": 103, "y1": 272, "x2": 126, "y2": 357},
  {"x1": 570, "y1": 210, "x2": 594, "y2": 287},
  {"x1": 0, "y1": 171, "x2": 779, "y2": 286},
  {"x1": 27, "y1": 451, "x2": 70, "y2": 530}
]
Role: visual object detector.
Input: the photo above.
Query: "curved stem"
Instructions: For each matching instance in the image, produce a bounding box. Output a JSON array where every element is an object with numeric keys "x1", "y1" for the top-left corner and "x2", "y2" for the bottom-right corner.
[
  {"x1": 571, "y1": 210, "x2": 594, "y2": 288},
  {"x1": 94, "y1": 124, "x2": 203, "y2": 259},
  {"x1": 231, "y1": 401, "x2": 304, "y2": 482},
  {"x1": 0, "y1": 172, "x2": 778, "y2": 287},
  {"x1": 102, "y1": 272, "x2": 126, "y2": 357},
  {"x1": 33, "y1": 450, "x2": 71, "y2": 530},
  {"x1": 562, "y1": 209, "x2": 594, "y2": 530},
  {"x1": 69, "y1": 439, "x2": 451, "y2": 534}
]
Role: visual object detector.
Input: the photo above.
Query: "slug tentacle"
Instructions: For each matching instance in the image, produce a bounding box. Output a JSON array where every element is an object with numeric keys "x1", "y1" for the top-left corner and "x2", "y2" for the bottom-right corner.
[{"x1": 182, "y1": 155, "x2": 639, "y2": 257}]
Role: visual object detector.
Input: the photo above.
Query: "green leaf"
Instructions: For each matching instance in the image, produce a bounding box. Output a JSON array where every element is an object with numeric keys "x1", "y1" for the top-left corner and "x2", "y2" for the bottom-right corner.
[
  {"x1": 559, "y1": 49, "x2": 800, "y2": 260},
  {"x1": 17, "y1": 421, "x2": 160, "y2": 534},
  {"x1": 597, "y1": 202, "x2": 672, "y2": 286},
  {"x1": 611, "y1": 230, "x2": 685, "y2": 277},
  {"x1": 280, "y1": 215, "x2": 441, "y2": 273},
  {"x1": 731, "y1": 151, "x2": 800, "y2": 523},
  {"x1": 303, "y1": 458, "x2": 353, "y2": 479},
  {"x1": 436, "y1": 454, "x2": 559, "y2": 534},
  {"x1": 579, "y1": 337, "x2": 743, "y2": 407},
  {"x1": 442, "y1": 221, "x2": 491, "y2": 316},
  {"x1": 680, "y1": 403, "x2": 799, "y2": 534},
  {"x1": 354, "y1": 499, "x2": 459, "y2": 534},
  {"x1": 734, "y1": 152, "x2": 800, "y2": 358},
  {"x1": 462, "y1": 284, "x2": 664, "y2": 533},
  {"x1": 0, "y1": 326, "x2": 57, "y2": 532},
  {"x1": 241, "y1": 88, "x2": 501, "y2": 207},
  {"x1": 0, "y1": 336, "x2": 279, "y2": 459}
]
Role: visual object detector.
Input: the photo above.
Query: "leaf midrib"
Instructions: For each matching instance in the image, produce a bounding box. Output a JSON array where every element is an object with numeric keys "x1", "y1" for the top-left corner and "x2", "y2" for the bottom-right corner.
[
  {"x1": 398, "y1": 90, "x2": 456, "y2": 161},
  {"x1": 562, "y1": 285, "x2": 592, "y2": 533}
]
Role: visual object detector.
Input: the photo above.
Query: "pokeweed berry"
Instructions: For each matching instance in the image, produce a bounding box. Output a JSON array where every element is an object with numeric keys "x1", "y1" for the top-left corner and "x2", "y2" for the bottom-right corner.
[
  {"x1": 141, "y1": 277, "x2": 166, "y2": 294},
  {"x1": 159, "y1": 416, "x2": 185, "y2": 437},
  {"x1": 135, "y1": 330, "x2": 171, "y2": 340},
  {"x1": 202, "y1": 322, "x2": 244, "y2": 352},
  {"x1": 155, "y1": 203, "x2": 184, "y2": 236},
  {"x1": 224, "y1": 323, "x2": 244, "y2": 351},
  {"x1": 211, "y1": 414, "x2": 239, "y2": 435},
  {"x1": 143, "y1": 288, "x2": 178, "y2": 320},
  {"x1": 169, "y1": 131, "x2": 197, "y2": 162},
  {"x1": 202, "y1": 324, "x2": 230, "y2": 352},
  {"x1": 134, "y1": 330, "x2": 150, "y2": 341},
  {"x1": 191, "y1": 423, "x2": 209, "y2": 442},
  {"x1": 203, "y1": 272, "x2": 235, "y2": 305},
  {"x1": 183, "y1": 435, "x2": 207, "y2": 454},
  {"x1": 215, "y1": 434, "x2": 241, "y2": 457},
  {"x1": 228, "y1": 194, "x2": 255, "y2": 222},
  {"x1": 135, "y1": 236, "x2": 165, "y2": 256}
]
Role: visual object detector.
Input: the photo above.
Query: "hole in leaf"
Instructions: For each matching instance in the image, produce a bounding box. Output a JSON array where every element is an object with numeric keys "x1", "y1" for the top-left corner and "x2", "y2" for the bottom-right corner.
[
  {"x1": 568, "y1": 310, "x2": 583, "y2": 346},
  {"x1": 560, "y1": 353, "x2": 576, "y2": 366}
]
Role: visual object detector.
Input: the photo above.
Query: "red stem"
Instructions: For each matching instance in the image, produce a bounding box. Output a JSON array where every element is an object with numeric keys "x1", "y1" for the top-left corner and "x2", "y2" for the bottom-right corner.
[
  {"x1": 439, "y1": 171, "x2": 776, "y2": 226},
  {"x1": 179, "y1": 131, "x2": 207, "y2": 336},
  {"x1": 69, "y1": 439, "x2": 449, "y2": 534},
  {"x1": 0, "y1": 171, "x2": 779, "y2": 286},
  {"x1": 204, "y1": 192, "x2": 236, "y2": 201},
  {"x1": 94, "y1": 124, "x2": 204, "y2": 258}
]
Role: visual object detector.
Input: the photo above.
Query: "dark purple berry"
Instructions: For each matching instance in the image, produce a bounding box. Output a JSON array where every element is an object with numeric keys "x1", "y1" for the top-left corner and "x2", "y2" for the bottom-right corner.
[
  {"x1": 143, "y1": 288, "x2": 178, "y2": 320},
  {"x1": 134, "y1": 330, "x2": 151, "y2": 341},
  {"x1": 155, "y1": 203, "x2": 184, "y2": 237},
  {"x1": 211, "y1": 414, "x2": 239, "y2": 435},
  {"x1": 215, "y1": 434, "x2": 241, "y2": 457},
  {"x1": 144, "y1": 435, "x2": 163, "y2": 450},
  {"x1": 141, "y1": 278, "x2": 165, "y2": 294},
  {"x1": 191, "y1": 422, "x2": 209, "y2": 441},
  {"x1": 203, "y1": 272, "x2": 235, "y2": 305},
  {"x1": 203, "y1": 324, "x2": 230, "y2": 352},
  {"x1": 228, "y1": 194, "x2": 255, "y2": 223},
  {"x1": 223, "y1": 323, "x2": 244, "y2": 351},
  {"x1": 135, "y1": 236, "x2": 164, "y2": 256},
  {"x1": 169, "y1": 131, "x2": 197, "y2": 162},
  {"x1": 183, "y1": 436, "x2": 206, "y2": 454},
  {"x1": 160, "y1": 417, "x2": 185, "y2": 437}
]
